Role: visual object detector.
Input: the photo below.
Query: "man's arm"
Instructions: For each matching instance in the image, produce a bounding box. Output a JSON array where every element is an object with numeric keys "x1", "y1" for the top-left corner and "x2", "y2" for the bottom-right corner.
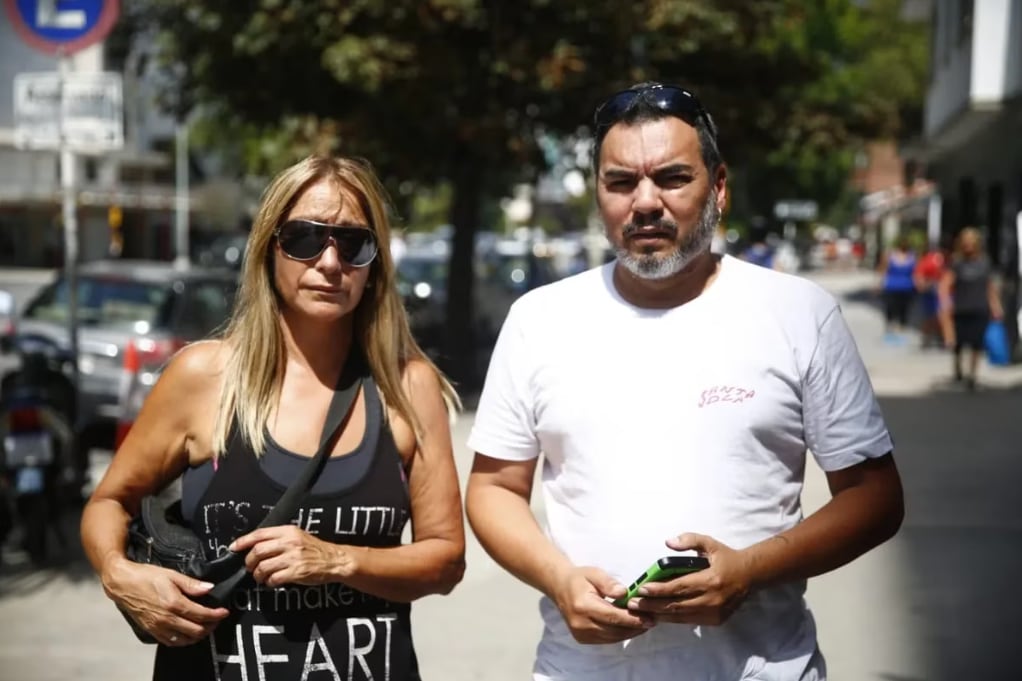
[
  {"x1": 466, "y1": 454, "x2": 653, "y2": 643},
  {"x1": 466, "y1": 455, "x2": 569, "y2": 595},
  {"x1": 742, "y1": 453, "x2": 903, "y2": 585},
  {"x1": 630, "y1": 454, "x2": 903, "y2": 625},
  {"x1": 631, "y1": 301, "x2": 904, "y2": 625}
]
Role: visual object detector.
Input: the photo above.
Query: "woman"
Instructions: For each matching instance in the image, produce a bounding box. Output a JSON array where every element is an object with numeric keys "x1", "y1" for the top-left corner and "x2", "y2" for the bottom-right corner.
[
  {"x1": 938, "y1": 227, "x2": 1004, "y2": 390},
  {"x1": 913, "y1": 239, "x2": 950, "y2": 349},
  {"x1": 876, "y1": 236, "x2": 917, "y2": 342},
  {"x1": 80, "y1": 156, "x2": 465, "y2": 679}
]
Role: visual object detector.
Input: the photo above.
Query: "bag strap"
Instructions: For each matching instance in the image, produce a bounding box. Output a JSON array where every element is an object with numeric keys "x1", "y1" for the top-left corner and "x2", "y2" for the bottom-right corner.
[
  {"x1": 203, "y1": 355, "x2": 365, "y2": 605},
  {"x1": 256, "y1": 361, "x2": 364, "y2": 529}
]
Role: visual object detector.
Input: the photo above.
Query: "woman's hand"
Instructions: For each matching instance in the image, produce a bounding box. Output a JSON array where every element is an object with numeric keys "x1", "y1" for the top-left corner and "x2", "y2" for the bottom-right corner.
[
  {"x1": 232, "y1": 525, "x2": 356, "y2": 587},
  {"x1": 102, "y1": 556, "x2": 229, "y2": 647},
  {"x1": 624, "y1": 534, "x2": 752, "y2": 626}
]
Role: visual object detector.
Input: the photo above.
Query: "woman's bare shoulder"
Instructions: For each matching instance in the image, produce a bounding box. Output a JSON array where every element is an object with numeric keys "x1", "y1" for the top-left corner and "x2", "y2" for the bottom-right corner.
[
  {"x1": 400, "y1": 357, "x2": 443, "y2": 395},
  {"x1": 158, "y1": 339, "x2": 230, "y2": 392}
]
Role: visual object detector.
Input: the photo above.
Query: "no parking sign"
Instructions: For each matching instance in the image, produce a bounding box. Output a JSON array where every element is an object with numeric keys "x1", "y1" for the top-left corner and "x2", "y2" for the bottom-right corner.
[{"x1": 4, "y1": 0, "x2": 120, "y2": 55}]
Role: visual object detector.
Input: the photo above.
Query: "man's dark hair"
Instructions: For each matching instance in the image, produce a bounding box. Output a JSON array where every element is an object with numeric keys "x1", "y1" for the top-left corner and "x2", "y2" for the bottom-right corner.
[{"x1": 592, "y1": 81, "x2": 723, "y2": 177}]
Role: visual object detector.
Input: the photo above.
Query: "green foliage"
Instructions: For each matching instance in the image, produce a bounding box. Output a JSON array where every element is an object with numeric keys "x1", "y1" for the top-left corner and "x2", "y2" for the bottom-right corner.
[
  {"x1": 127, "y1": 1, "x2": 927, "y2": 195},
  {"x1": 120, "y1": 0, "x2": 931, "y2": 383},
  {"x1": 116, "y1": 4, "x2": 839, "y2": 170},
  {"x1": 730, "y1": 0, "x2": 930, "y2": 223}
]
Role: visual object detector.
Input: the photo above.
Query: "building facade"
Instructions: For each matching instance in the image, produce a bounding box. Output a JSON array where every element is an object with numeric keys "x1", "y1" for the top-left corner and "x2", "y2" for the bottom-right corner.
[{"x1": 924, "y1": 0, "x2": 1022, "y2": 354}]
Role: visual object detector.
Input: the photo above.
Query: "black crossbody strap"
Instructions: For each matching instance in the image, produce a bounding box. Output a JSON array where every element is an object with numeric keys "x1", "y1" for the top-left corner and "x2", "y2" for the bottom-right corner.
[
  {"x1": 257, "y1": 367, "x2": 363, "y2": 528},
  {"x1": 203, "y1": 357, "x2": 365, "y2": 605}
]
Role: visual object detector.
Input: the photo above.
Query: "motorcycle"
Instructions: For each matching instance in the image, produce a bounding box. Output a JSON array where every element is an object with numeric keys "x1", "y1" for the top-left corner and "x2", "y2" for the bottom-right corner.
[{"x1": 0, "y1": 332, "x2": 78, "y2": 563}]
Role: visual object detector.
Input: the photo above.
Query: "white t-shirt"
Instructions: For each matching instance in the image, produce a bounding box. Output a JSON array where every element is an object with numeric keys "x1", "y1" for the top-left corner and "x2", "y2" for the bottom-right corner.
[{"x1": 467, "y1": 255, "x2": 893, "y2": 681}]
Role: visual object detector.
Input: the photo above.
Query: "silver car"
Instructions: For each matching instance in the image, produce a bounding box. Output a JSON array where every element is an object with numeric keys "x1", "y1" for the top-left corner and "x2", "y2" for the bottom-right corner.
[{"x1": 15, "y1": 260, "x2": 238, "y2": 452}]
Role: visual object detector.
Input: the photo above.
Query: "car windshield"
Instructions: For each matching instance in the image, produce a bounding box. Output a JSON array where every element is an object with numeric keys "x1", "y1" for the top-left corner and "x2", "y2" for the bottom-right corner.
[
  {"x1": 397, "y1": 257, "x2": 448, "y2": 293},
  {"x1": 23, "y1": 277, "x2": 171, "y2": 330}
]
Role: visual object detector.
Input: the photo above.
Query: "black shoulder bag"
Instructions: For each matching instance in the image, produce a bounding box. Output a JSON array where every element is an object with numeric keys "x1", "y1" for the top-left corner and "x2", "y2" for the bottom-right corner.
[{"x1": 119, "y1": 364, "x2": 364, "y2": 644}]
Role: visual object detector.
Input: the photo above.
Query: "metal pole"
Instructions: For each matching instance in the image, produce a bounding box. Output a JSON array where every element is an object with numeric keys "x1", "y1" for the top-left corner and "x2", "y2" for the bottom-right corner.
[
  {"x1": 174, "y1": 122, "x2": 189, "y2": 269},
  {"x1": 927, "y1": 193, "x2": 942, "y2": 250},
  {"x1": 59, "y1": 51, "x2": 80, "y2": 426}
]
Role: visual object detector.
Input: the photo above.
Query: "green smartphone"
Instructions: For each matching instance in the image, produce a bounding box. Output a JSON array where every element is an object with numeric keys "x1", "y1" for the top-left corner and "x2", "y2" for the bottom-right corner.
[{"x1": 612, "y1": 556, "x2": 710, "y2": 608}]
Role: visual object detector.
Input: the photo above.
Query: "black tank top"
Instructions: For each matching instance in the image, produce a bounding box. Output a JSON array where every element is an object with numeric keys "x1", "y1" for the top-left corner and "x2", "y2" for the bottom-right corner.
[{"x1": 153, "y1": 378, "x2": 421, "y2": 681}]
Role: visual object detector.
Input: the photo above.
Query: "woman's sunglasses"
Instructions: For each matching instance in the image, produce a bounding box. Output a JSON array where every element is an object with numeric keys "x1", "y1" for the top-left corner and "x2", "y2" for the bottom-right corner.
[
  {"x1": 593, "y1": 85, "x2": 717, "y2": 141},
  {"x1": 275, "y1": 219, "x2": 378, "y2": 267}
]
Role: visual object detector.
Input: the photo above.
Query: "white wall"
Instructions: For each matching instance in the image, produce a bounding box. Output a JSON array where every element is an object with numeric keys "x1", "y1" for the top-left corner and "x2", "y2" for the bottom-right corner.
[
  {"x1": 970, "y1": 0, "x2": 1017, "y2": 103},
  {"x1": 925, "y1": 0, "x2": 1022, "y2": 137}
]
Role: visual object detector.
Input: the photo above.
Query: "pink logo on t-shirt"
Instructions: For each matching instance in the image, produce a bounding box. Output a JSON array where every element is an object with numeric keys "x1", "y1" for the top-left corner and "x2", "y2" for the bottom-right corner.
[{"x1": 698, "y1": 386, "x2": 756, "y2": 408}]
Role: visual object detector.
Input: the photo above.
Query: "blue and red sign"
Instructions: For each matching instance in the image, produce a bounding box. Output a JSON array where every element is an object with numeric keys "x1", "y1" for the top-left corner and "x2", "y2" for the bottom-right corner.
[{"x1": 4, "y1": 0, "x2": 120, "y2": 55}]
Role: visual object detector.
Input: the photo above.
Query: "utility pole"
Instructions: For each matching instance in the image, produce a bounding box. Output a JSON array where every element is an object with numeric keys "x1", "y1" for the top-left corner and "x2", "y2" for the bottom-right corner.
[
  {"x1": 174, "y1": 122, "x2": 189, "y2": 269},
  {"x1": 58, "y1": 50, "x2": 81, "y2": 416}
]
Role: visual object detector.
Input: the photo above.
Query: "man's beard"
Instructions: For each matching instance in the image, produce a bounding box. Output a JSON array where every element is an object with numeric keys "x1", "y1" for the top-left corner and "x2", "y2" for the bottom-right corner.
[{"x1": 614, "y1": 195, "x2": 720, "y2": 281}]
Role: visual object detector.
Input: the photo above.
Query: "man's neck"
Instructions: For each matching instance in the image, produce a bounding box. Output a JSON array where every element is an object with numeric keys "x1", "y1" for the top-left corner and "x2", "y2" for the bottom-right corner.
[{"x1": 612, "y1": 251, "x2": 721, "y2": 309}]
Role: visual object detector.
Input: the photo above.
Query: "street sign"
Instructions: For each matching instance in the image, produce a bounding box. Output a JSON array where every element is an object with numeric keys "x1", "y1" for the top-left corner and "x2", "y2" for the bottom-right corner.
[
  {"x1": 4, "y1": 0, "x2": 120, "y2": 55},
  {"x1": 773, "y1": 199, "x2": 819, "y2": 222},
  {"x1": 14, "y1": 71, "x2": 124, "y2": 152}
]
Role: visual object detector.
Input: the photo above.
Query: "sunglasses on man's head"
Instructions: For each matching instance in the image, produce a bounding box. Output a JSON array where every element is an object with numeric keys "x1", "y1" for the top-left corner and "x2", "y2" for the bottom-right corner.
[
  {"x1": 593, "y1": 85, "x2": 717, "y2": 140},
  {"x1": 275, "y1": 219, "x2": 379, "y2": 267}
]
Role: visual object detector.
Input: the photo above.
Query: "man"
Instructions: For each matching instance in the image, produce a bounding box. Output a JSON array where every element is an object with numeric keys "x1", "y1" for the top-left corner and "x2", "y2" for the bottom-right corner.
[{"x1": 465, "y1": 82, "x2": 904, "y2": 680}]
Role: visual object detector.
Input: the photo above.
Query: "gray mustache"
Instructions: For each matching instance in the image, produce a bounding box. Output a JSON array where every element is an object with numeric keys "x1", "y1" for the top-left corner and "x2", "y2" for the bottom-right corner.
[{"x1": 622, "y1": 220, "x2": 679, "y2": 238}]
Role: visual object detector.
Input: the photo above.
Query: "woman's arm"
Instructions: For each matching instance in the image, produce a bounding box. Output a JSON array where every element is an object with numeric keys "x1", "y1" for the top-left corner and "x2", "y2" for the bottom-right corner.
[
  {"x1": 235, "y1": 359, "x2": 466, "y2": 602},
  {"x1": 875, "y1": 253, "x2": 889, "y2": 293},
  {"x1": 80, "y1": 341, "x2": 230, "y2": 645},
  {"x1": 348, "y1": 359, "x2": 465, "y2": 599},
  {"x1": 938, "y1": 268, "x2": 956, "y2": 346},
  {"x1": 988, "y1": 276, "x2": 1004, "y2": 320}
]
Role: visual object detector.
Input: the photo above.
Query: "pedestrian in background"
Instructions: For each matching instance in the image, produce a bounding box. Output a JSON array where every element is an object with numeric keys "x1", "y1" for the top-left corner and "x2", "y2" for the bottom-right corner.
[
  {"x1": 80, "y1": 155, "x2": 465, "y2": 680},
  {"x1": 913, "y1": 238, "x2": 949, "y2": 349},
  {"x1": 465, "y1": 81, "x2": 904, "y2": 681},
  {"x1": 739, "y1": 228, "x2": 776, "y2": 269},
  {"x1": 876, "y1": 236, "x2": 917, "y2": 344},
  {"x1": 938, "y1": 227, "x2": 1003, "y2": 390}
]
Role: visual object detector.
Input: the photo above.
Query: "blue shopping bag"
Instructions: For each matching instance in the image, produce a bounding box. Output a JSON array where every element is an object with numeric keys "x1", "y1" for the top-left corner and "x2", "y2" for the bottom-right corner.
[{"x1": 984, "y1": 320, "x2": 1011, "y2": 366}]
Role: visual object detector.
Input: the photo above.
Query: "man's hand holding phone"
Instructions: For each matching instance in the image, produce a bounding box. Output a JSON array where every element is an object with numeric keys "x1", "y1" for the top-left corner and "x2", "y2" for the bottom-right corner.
[
  {"x1": 621, "y1": 533, "x2": 753, "y2": 626},
  {"x1": 551, "y1": 566, "x2": 657, "y2": 644}
]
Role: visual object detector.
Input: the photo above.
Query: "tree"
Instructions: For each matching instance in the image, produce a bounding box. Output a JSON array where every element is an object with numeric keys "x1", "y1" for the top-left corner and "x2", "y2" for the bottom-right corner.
[
  {"x1": 732, "y1": 0, "x2": 931, "y2": 226},
  {"x1": 124, "y1": 0, "x2": 926, "y2": 389}
]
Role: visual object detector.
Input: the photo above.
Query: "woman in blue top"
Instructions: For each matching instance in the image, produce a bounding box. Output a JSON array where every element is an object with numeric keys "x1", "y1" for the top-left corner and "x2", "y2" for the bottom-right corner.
[{"x1": 877, "y1": 236, "x2": 917, "y2": 341}]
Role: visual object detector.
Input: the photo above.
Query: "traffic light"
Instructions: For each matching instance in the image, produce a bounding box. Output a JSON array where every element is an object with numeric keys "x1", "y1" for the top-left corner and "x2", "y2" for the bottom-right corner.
[{"x1": 108, "y1": 204, "x2": 123, "y2": 257}]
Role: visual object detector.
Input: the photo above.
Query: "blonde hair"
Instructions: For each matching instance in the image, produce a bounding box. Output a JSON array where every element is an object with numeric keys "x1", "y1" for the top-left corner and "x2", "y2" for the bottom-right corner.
[
  {"x1": 957, "y1": 227, "x2": 981, "y2": 245},
  {"x1": 212, "y1": 155, "x2": 460, "y2": 456},
  {"x1": 953, "y1": 227, "x2": 983, "y2": 260}
]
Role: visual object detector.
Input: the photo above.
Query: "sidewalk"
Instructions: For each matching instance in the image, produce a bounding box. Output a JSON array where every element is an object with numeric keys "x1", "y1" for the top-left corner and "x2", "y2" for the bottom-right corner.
[
  {"x1": 802, "y1": 267, "x2": 1022, "y2": 680},
  {"x1": 809, "y1": 268, "x2": 1022, "y2": 394}
]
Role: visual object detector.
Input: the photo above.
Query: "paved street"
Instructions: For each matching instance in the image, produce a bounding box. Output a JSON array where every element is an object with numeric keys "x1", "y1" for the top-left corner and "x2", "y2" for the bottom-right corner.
[{"x1": 1, "y1": 266, "x2": 1021, "y2": 680}]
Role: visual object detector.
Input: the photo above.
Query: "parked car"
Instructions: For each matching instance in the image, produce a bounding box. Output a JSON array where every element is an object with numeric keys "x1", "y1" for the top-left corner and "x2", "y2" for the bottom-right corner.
[
  {"x1": 196, "y1": 232, "x2": 249, "y2": 270},
  {"x1": 397, "y1": 247, "x2": 558, "y2": 352},
  {"x1": 0, "y1": 289, "x2": 14, "y2": 348},
  {"x1": 14, "y1": 260, "x2": 239, "y2": 453}
]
